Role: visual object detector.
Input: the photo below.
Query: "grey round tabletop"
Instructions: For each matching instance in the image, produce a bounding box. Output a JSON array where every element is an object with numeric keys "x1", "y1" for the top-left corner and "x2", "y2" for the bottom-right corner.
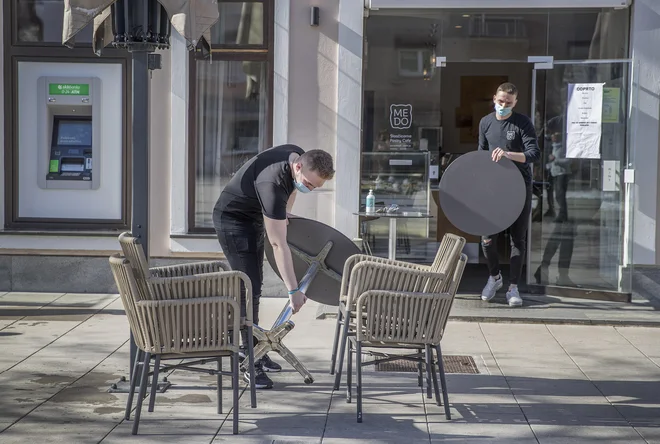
[
  {"x1": 438, "y1": 150, "x2": 526, "y2": 236},
  {"x1": 264, "y1": 217, "x2": 360, "y2": 307},
  {"x1": 353, "y1": 212, "x2": 432, "y2": 218}
]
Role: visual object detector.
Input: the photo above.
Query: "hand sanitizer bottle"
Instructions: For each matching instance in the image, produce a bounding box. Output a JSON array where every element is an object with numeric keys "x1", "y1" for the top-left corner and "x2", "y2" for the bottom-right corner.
[{"x1": 366, "y1": 189, "x2": 375, "y2": 214}]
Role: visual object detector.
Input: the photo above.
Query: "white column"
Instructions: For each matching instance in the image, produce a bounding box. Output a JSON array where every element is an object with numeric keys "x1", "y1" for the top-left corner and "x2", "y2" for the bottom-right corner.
[
  {"x1": 334, "y1": 0, "x2": 364, "y2": 239},
  {"x1": 629, "y1": 0, "x2": 660, "y2": 265},
  {"x1": 169, "y1": 32, "x2": 189, "y2": 235},
  {"x1": 0, "y1": 0, "x2": 5, "y2": 230},
  {"x1": 273, "y1": 0, "x2": 290, "y2": 146}
]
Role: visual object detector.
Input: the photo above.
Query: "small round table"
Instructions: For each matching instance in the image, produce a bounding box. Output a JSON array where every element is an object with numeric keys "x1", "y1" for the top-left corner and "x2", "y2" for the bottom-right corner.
[{"x1": 353, "y1": 211, "x2": 433, "y2": 260}]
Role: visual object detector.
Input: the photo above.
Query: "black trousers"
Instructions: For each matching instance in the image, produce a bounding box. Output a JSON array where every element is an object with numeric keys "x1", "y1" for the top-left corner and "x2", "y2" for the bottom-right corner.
[
  {"x1": 541, "y1": 219, "x2": 576, "y2": 272},
  {"x1": 213, "y1": 207, "x2": 265, "y2": 347},
  {"x1": 554, "y1": 174, "x2": 570, "y2": 220},
  {"x1": 482, "y1": 183, "x2": 533, "y2": 286}
]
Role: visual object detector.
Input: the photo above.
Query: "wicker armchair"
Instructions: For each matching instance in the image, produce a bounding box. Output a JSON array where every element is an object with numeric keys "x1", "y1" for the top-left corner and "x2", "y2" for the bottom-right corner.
[
  {"x1": 330, "y1": 233, "x2": 466, "y2": 389},
  {"x1": 347, "y1": 253, "x2": 468, "y2": 423},
  {"x1": 110, "y1": 253, "x2": 251, "y2": 434}
]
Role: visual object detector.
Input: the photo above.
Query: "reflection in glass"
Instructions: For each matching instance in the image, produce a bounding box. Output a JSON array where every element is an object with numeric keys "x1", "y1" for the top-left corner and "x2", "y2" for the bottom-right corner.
[
  {"x1": 16, "y1": 0, "x2": 92, "y2": 43},
  {"x1": 547, "y1": 9, "x2": 629, "y2": 60},
  {"x1": 194, "y1": 60, "x2": 268, "y2": 228},
  {"x1": 211, "y1": 2, "x2": 264, "y2": 46},
  {"x1": 530, "y1": 62, "x2": 629, "y2": 291}
]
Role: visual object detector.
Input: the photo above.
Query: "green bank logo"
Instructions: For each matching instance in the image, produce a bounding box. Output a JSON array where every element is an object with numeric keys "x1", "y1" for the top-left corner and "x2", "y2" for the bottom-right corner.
[{"x1": 49, "y1": 83, "x2": 89, "y2": 96}]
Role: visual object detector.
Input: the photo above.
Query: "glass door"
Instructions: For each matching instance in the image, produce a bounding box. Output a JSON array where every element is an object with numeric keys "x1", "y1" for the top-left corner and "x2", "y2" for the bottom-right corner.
[{"x1": 528, "y1": 60, "x2": 633, "y2": 300}]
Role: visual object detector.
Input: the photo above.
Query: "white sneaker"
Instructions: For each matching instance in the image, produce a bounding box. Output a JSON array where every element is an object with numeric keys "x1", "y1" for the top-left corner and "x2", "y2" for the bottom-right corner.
[
  {"x1": 506, "y1": 286, "x2": 523, "y2": 307},
  {"x1": 481, "y1": 274, "x2": 503, "y2": 301}
]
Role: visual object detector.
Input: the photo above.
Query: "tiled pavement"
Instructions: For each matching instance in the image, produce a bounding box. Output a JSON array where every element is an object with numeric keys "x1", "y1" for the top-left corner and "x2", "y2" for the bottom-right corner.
[{"x1": 1, "y1": 292, "x2": 659, "y2": 443}]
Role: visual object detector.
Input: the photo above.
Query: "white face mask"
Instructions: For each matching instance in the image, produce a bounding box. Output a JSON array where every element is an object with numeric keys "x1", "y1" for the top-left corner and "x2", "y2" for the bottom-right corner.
[{"x1": 495, "y1": 103, "x2": 513, "y2": 117}]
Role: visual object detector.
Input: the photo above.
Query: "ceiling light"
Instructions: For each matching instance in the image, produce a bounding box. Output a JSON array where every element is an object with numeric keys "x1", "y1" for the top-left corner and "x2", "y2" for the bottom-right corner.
[
  {"x1": 455, "y1": 25, "x2": 462, "y2": 29},
  {"x1": 462, "y1": 14, "x2": 470, "y2": 18}
]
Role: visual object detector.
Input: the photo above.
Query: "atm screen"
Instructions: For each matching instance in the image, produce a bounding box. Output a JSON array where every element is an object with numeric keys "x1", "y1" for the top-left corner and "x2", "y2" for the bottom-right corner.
[{"x1": 56, "y1": 120, "x2": 92, "y2": 146}]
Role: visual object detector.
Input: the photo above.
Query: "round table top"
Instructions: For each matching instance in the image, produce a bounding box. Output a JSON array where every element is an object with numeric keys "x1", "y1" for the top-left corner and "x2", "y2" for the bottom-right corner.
[
  {"x1": 353, "y1": 211, "x2": 432, "y2": 219},
  {"x1": 438, "y1": 150, "x2": 526, "y2": 236},
  {"x1": 264, "y1": 216, "x2": 360, "y2": 307}
]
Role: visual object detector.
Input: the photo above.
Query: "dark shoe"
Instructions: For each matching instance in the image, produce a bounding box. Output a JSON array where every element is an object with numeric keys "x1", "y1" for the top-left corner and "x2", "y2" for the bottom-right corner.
[
  {"x1": 544, "y1": 208, "x2": 556, "y2": 218},
  {"x1": 244, "y1": 364, "x2": 273, "y2": 389},
  {"x1": 259, "y1": 354, "x2": 282, "y2": 373},
  {"x1": 556, "y1": 274, "x2": 576, "y2": 287}
]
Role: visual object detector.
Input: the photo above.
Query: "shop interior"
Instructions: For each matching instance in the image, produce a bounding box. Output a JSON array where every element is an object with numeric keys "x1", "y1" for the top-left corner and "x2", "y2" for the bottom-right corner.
[{"x1": 360, "y1": 8, "x2": 631, "y2": 293}]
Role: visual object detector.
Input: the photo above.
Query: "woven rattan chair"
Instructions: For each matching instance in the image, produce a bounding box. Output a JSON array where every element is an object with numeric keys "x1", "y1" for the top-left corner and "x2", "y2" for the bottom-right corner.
[
  {"x1": 330, "y1": 233, "x2": 466, "y2": 388},
  {"x1": 117, "y1": 232, "x2": 256, "y2": 410},
  {"x1": 347, "y1": 253, "x2": 468, "y2": 423},
  {"x1": 110, "y1": 254, "x2": 246, "y2": 435}
]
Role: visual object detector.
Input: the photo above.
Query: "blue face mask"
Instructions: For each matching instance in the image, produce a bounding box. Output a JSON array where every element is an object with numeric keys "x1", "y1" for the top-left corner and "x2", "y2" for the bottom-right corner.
[
  {"x1": 295, "y1": 180, "x2": 311, "y2": 194},
  {"x1": 495, "y1": 103, "x2": 513, "y2": 117}
]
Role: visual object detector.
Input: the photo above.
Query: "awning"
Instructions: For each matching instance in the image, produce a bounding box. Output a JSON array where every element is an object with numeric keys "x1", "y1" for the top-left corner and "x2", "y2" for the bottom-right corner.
[{"x1": 63, "y1": 0, "x2": 220, "y2": 54}]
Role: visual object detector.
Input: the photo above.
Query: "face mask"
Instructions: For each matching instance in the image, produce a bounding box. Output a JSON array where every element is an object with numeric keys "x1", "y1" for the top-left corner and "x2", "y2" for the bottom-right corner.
[
  {"x1": 295, "y1": 180, "x2": 311, "y2": 194},
  {"x1": 294, "y1": 168, "x2": 312, "y2": 193},
  {"x1": 495, "y1": 103, "x2": 513, "y2": 117}
]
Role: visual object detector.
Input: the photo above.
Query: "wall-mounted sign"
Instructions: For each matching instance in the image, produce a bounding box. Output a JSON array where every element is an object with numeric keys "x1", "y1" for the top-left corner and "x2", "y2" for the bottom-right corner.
[
  {"x1": 390, "y1": 104, "x2": 412, "y2": 130},
  {"x1": 566, "y1": 83, "x2": 603, "y2": 159},
  {"x1": 48, "y1": 83, "x2": 90, "y2": 96},
  {"x1": 602, "y1": 87, "x2": 620, "y2": 124}
]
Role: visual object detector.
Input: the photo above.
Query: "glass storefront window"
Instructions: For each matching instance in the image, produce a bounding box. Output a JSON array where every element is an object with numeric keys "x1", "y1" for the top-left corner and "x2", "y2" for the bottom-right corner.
[
  {"x1": 212, "y1": 1, "x2": 265, "y2": 47},
  {"x1": 547, "y1": 9, "x2": 630, "y2": 60},
  {"x1": 439, "y1": 11, "x2": 548, "y2": 62},
  {"x1": 15, "y1": 0, "x2": 92, "y2": 44},
  {"x1": 193, "y1": 60, "x2": 269, "y2": 229}
]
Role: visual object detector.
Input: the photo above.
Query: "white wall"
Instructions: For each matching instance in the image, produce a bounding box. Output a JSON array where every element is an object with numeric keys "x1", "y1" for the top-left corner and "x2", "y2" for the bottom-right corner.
[
  {"x1": 0, "y1": 0, "x2": 4, "y2": 230},
  {"x1": 16, "y1": 62, "x2": 123, "y2": 220},
  {"x1": 630, "y1": 0, "x2": 660, "y2": 264}
]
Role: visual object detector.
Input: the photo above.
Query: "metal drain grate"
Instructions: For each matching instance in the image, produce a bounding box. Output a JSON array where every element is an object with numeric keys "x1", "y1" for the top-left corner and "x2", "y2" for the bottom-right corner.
[{"x1": 375, "y1": 355, "x2": 479, "y2": 374}]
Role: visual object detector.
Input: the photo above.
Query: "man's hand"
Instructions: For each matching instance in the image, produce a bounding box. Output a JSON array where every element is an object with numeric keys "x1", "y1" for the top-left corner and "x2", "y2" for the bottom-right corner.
[
  {"x1": 548, "y1": 154, "x2": 555, "y2": 161},
  {"x1": 492, "y1": 147, "x2": 507, "y2": 162},
  {"x1": 289, "y1": 290, "x2": 307, "y2": 314}
]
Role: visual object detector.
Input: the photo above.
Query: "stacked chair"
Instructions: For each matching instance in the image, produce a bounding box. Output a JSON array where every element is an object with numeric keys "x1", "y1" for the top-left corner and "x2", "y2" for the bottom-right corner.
[
  {"x1": 109, "y1": 232, "x2": 257, "y2": 435},
  {"x1": 330, "y1": 233, "x2": 467, "y2": 423}
]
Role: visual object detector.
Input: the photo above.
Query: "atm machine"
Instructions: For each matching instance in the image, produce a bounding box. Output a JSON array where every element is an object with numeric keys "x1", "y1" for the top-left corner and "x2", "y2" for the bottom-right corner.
[{"x1": 37, "y1": 76, "x2": 102, "y2": 190}]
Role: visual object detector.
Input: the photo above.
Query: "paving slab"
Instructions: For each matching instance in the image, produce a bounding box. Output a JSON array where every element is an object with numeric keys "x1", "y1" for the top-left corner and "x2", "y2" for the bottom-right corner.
[{"x1": 531, "y1": 423, "x2": 648, "y2": 444}]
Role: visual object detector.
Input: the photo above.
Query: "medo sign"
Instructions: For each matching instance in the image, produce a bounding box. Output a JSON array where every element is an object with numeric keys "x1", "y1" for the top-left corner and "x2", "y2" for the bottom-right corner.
[{"x1": 390, "y1": 104, "x2": 412, "y2": 130}]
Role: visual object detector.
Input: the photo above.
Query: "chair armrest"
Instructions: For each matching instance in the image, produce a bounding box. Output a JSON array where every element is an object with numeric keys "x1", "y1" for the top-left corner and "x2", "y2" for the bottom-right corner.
[
  {"x1": 150, "y1": 260, "x2": 230, "y2": 278},
  {"x1": 346, "y1": 261, "x2": 445, "y2": 309},
  {"x1": 340, "y1": 254, "x2": 430, "y2": 296},
  {"x1": 356, "y1": 290, "x2": 453, "y2": 344},
  {"x1": 136, "y1": 296, "x2": 241, "y2": 353},
  {"x1": 146, "y1": 270, "x2": 253, "y2": 326}
]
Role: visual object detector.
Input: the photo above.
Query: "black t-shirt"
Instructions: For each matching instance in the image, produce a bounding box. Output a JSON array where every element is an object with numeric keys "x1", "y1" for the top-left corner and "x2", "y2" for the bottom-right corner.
[
  {"x1": 215, "y1": 144, "x2": 305, "y2": 223},
  {"x1": 478, "y1": 111, "x2": 541, "y2": 183}
]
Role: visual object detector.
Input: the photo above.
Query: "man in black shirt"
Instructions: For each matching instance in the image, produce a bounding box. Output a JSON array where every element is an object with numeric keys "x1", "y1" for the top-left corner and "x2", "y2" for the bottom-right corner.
[
  {"x1": 478, "y1": 83, "x2": 541, "y2": 307},
  {"x1": 213, "y1": 145, "x2": 335, "y2": 388}
]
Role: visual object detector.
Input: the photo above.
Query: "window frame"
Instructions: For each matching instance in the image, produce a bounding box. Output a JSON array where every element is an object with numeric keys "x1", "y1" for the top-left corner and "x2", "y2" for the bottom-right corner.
[
  {"x1": 187, "y1": 0, "x2": 274, "y2": 233},
  {"x1": 3, "y1": 0, "x2": 132, "y2": 230}
]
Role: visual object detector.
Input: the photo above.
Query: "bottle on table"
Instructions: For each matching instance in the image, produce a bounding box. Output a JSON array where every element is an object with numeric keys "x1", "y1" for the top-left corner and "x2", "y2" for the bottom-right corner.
[{"x1": 366, "y1": 189, "x2": 375, "y2": 214}]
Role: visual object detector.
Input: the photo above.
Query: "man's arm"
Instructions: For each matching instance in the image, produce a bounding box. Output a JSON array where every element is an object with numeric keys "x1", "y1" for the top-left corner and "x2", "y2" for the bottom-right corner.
[
  {"x1": 519, "y1": 117, "x2": 541, "y2": 164},
  {"x1": 286, "y1": 190, "x2": 297, "y2": 219},
  {"x1": 256, "y1": 181, "x2": 306, "y2": 312},
  {"x1": 477, "y1": 118, "x2": 489, "y2": 151}
]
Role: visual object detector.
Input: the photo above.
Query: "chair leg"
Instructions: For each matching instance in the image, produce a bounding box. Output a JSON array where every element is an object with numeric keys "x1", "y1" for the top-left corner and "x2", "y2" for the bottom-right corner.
[
  {"x1": 148, "y1": 355, "x2": 161, "y2": 413},
  {"x1": 217, "y1": 357, "x2": 223, "y2": 414},
  {"x1": 425, "y1": 346, "x2": 432, "y2": 399},
  {"x1": 346, "y1": 338, "x2": 353, "y2": 403},
  {"x1": 125, "y1": 349, "x2": 143, "y2": 420},
  {"x1": 333, "y1": 311, "x2": 351, "y2": 391},
  {"x1": 356, "y1": 340, "x2": 363, "y2": 423},
  {"x1": 246, "y1": 326, "x2": 257, "y2": 408},
  {"x1": 330, "y1": 309, "x2": 343, "y2": 375},
  {"x1": 435, "y1": 344, "x2": 451, "y2": 420},
  {"x1": 417, "y1": 348, "x2": 423, "y2": 388},
  {"x1": 132, "y1": 352, "x2": 151, "y2": 435},
  {"x1": 427, "y1": 344, "x2": 441, "y2": 406},
  {"x1": 232, "y1": 352, "x2": 239, "y2": 435}
]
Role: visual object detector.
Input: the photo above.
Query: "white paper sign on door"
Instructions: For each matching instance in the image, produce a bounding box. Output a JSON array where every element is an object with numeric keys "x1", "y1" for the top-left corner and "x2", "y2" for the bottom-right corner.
[{"x1": 565, "y1": 83, "x2": 604, "y2": 159}]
